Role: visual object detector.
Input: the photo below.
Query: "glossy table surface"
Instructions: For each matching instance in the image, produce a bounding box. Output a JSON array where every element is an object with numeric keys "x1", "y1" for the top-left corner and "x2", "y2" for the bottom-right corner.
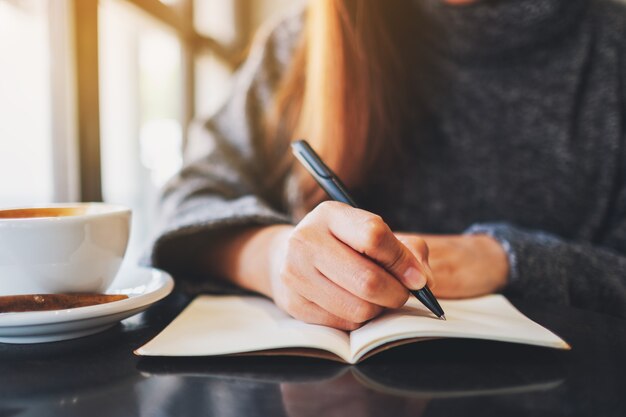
[{"x1": 1, "y1": 290, "x2": 625, "y2": 417}]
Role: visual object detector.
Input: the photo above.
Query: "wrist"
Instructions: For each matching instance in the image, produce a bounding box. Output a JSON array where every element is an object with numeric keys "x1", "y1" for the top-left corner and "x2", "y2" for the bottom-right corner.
[
  {"x1": 475, "y1": 235, "x2": 509, "y2": 291},
  {"x1": 215, "y1": 225, "x2": 293, "y2": 296}
]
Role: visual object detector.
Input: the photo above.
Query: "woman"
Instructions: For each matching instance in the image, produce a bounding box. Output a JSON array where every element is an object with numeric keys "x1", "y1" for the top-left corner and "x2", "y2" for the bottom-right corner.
[{"x1": 150, "y1": 0, "x2": 626, "y2": 329}]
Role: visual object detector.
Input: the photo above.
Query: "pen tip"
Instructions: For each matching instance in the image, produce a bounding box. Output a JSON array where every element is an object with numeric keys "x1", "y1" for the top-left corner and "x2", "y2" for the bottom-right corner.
[{"x1": 440, "y1": 315, "x2": 446, "y2": 321}]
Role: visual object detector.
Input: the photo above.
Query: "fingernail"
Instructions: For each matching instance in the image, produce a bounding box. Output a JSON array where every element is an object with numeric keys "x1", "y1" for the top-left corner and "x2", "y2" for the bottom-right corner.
[{"x1": 404, "y1": 266, "x2": 427, "y2": 289}]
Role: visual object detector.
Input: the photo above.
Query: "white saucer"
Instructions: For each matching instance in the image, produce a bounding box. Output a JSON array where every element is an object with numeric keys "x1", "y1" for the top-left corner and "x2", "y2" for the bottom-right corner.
[{"x1": 0, "y1": 266, "x2": 174, "y2": 344}]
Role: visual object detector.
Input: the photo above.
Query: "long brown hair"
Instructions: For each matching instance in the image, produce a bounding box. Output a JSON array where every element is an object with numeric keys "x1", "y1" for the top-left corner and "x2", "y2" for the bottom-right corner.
[{"x1": 266, "y1": 0, "x2": 422, "y2": 215}]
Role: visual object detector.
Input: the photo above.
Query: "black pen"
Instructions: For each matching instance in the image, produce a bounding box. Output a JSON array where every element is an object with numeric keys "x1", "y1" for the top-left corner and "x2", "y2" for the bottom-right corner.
[{"x1": 291, "y1": 139, "x2": 446, "y2": 320}]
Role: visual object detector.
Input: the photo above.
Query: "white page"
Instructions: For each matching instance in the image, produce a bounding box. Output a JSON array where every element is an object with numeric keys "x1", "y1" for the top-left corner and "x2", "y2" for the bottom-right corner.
[
  {"x1": 136, "y1": 295, "x2": 352, "y2": 362},
  {"x1": 350, "y1": 295, "x2": 570, "y2": 362}
]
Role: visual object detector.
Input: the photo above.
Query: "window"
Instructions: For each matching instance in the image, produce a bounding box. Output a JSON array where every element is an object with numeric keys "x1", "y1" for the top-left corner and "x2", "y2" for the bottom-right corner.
[
  {"x1": 0, "y1": 0, "x2": 54, "y2": 206},
  {"x1": 100, "y1": 0, "x2": 185, "y2": 262},
  {"x1": 0, "y1": 0, "x2": 289, "y2": 263}
]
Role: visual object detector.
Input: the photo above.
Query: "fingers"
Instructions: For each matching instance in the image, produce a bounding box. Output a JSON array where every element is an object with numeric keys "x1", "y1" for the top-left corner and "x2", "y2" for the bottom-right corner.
[
  {"x1": 319, "y1": 201, "x2": 432, "y2": 289},
  {"x1": 284, "y1": 260, "x2": 389, "y2": 323},
  {"x1": 311, "y1": 238, "x2": 409, "y2": 309},
  {"x1": 277, "y1": 288, "x2": 361, "y2": 331}
]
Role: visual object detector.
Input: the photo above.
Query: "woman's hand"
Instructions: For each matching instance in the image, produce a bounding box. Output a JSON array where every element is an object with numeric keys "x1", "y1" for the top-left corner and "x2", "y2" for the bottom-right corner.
[
  {"x1": 270, "y1": 202, "x2": 433, "y2": 330},
  {"x1": 230, "y1": 202, "x2": 433, "y2": 331},
  {"x1": 396, "y1": 233, "x2": 509, "y2": 299}
]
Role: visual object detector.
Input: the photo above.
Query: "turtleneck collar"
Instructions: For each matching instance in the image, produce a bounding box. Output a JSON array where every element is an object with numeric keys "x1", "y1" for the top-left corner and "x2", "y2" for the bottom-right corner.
[{"x1": 415, "y1": 0, "x2": 589, "y2": 59}]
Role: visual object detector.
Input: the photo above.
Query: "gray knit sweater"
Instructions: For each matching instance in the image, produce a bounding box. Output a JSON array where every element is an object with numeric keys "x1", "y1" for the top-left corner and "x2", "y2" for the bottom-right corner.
[{"x1": 150, "y1": 0, "x2": 626, "y2": 318}]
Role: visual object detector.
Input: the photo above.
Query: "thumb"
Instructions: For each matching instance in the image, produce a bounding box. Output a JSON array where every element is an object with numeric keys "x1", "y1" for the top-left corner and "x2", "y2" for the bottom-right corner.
[
  {"x1": 397, "y1": 236, "x2": 435, "y2": 289},
  {"x1": 324, "y1": 206, "x2": 433, "y2": 290},
  {"x1": 358, "y1": 224, "x2": 432, "y2": 290}
]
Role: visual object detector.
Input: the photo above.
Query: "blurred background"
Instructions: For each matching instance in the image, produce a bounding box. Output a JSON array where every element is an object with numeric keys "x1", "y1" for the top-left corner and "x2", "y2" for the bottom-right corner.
[{"x1": 0, "y1": 0, "x2": 299, "y2": 263}]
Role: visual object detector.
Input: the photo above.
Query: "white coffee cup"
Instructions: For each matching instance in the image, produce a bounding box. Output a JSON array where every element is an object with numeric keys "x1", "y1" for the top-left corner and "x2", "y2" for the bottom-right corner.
[{"x1": 0, "y1": 203, "x2": 131, "y2": 296}]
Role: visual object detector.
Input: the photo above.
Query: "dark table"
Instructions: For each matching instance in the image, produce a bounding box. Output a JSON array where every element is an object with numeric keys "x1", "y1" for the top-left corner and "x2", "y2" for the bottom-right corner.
[{"x1": 1, "y1": 290, "x2": 625, "y2": 417}]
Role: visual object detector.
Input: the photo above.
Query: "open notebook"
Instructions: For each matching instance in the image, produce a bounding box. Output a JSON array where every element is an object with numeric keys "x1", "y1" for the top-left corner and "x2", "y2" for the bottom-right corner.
[{"x1": 136, "y1": 294, "x2": 570, "y2": 364}]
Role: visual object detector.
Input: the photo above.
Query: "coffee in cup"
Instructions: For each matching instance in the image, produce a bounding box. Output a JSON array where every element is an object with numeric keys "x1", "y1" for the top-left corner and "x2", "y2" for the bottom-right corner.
[{"x1": 0, "y1": 203, "x2": 131, "y2": 296}]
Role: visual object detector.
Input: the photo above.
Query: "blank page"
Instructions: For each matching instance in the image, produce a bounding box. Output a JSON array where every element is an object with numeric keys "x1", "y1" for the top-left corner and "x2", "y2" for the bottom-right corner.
[
  {"x1": 350, "y1": 295, "x2": 570, "y2": 362},
  {"x1": 136, "y1": 295, "x2": 351, "y2": 361}
]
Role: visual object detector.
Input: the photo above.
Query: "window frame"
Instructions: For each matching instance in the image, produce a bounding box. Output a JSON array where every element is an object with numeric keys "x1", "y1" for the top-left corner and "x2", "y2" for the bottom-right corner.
[{"x1": 69, "y1": 0, "x2": 246, "y2": 202}]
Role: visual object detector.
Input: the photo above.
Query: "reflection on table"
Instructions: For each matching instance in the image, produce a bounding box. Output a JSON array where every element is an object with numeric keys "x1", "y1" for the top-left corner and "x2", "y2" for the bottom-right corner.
[{"x1": 0, "y1": 292, "x2": 625, "y2": 417}]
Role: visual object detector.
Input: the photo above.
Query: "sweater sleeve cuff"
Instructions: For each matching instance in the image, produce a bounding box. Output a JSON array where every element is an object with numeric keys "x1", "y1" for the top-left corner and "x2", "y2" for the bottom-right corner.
[
  {"x1": 144, "y1": 194, "x2": 291, "y2": 279},
  {"x1": 464, "y1": 222, "x2": 521, "y2": 285},
  {"x1": 463, "y1": 222, "x2": 569, "y2": 303}
]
